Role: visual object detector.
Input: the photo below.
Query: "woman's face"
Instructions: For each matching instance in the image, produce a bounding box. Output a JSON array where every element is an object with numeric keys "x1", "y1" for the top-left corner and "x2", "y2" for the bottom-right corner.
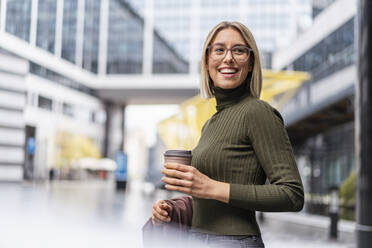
[{"x1": 207, "y1": 28, "x2": 252, "y2": 89}]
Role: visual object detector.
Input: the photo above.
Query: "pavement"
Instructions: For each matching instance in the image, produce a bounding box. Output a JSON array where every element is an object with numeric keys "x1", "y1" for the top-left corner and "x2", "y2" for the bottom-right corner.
[
  {"x1": 0, "y1": 179, "x2": 356, "y2": 248},
  {"x1": 260, "y1": 212, "x2": 355, "y2": 248}
]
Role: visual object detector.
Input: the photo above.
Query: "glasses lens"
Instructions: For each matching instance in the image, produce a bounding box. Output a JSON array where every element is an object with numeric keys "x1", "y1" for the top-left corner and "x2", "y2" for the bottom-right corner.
[
  {"x1": 232, "y1": 46, "x2": 250, "y2": 62},
  {"x1": 209, "y1": 45, "x2": 225, "y2": 61},
  {"x1": 209, "y1": 45, "x2": 250, "y2": 62}
]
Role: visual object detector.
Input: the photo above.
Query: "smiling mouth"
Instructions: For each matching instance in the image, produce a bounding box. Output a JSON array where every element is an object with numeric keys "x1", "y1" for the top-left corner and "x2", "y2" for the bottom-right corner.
[{"x1": 218, "y1": 68, "x2": 238, "y2": 77}]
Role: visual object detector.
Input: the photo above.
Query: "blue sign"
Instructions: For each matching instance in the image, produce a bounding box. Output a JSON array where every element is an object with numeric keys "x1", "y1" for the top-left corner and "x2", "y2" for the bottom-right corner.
[
  {"x1": 115, "y1": 151, "x2": 128, "y2": 182},
  {"x1": 27, "y1": 137, "x2": 36, "y2": 155}
]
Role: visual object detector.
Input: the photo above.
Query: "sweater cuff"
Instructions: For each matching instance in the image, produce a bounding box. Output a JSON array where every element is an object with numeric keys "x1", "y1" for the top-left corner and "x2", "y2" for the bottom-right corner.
[{"x1": 229, "y1": 183, "x2": 254, "y2": 208}]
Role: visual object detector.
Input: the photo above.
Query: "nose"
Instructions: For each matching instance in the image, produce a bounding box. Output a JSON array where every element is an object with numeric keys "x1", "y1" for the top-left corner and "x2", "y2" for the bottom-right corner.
[{"x1": 223, "y1": 49, "x2": 234, "y2": 63}]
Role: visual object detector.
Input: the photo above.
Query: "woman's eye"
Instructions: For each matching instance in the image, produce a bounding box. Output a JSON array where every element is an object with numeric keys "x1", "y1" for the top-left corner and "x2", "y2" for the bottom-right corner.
[
  {"x1": 233, "y1": 48, "x2": 245, "y2": 54},
  {"x1": 214, "y1": 48, "x2": 225, "y2": 53}
]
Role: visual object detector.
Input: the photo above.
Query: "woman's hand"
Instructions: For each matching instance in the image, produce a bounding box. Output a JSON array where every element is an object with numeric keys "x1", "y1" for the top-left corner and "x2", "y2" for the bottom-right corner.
[
  {"x1": 161, "y1": 163, "x2": 230, "y2": 203},
  {"x1": 151, "y1": 200, "x2": 172, "y2": 226}
]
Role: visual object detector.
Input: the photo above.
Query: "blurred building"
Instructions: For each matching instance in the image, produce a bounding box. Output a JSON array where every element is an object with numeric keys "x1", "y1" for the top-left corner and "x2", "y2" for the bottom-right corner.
[
  {"x1": 312, "y1": 0, "x2": 337, "y2": 18},
  {"x1": 125, "y1": 127, "x2": 148, "y2": 181},
  {"x1": 0, "y1": 0, "x2": 313, "y2": 182},
  {"x1": 273, "y1": 0, "x2": 356, "y2": 217},
  {"x1": 126, "y1": 0, "x2": 313, "y2": 70},
  {"x1": 146, "y1": 133, "x2": 167, "y2": 187},
  {"x1": 0, "y1": 0, "x2": 189, "y2": 181},
  {"x1": 0, "y1": 51, "x2": 28, "y2": 181}
]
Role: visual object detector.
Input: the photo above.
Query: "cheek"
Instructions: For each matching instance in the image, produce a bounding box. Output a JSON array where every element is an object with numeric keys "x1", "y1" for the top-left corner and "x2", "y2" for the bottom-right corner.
[
  {"x1": 207, "y1": 58, "x2": 216, "y2": 71},
  {"x1": 207, "y1": 61, "x2": 218, "y2": 76},
  {"x1": 240, "y1": 65, "x2": 250, "y2": 78}
]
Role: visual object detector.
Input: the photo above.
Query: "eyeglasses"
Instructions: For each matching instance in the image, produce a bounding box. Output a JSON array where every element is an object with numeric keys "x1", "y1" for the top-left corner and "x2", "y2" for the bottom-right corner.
[{"x1": 207, "y1": 44, "x2": 252, "y2": 63}]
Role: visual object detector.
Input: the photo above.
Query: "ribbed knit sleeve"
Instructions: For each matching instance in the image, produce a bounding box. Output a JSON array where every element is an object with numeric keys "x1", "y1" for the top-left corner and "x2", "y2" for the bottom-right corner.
[{"x1": 229, "y1": 100, "x2": 304, "y2": 212}]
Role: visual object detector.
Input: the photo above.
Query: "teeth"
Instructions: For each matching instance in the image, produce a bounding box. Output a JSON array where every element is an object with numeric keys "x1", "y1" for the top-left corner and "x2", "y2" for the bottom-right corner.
[{"x1": 219, "y1": 68, "x2": 237, "y2": 73}]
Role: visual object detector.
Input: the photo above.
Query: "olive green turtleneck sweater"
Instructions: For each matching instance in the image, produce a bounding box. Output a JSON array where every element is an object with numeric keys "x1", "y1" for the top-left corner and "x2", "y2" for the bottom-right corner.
[{"x1": 191, "y1": 82, "x2": 304, "y2": 235}]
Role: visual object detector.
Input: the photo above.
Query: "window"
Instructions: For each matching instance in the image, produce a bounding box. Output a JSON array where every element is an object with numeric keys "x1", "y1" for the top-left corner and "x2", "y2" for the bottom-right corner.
[
  {"x1": 107, "y1": 0, "x2": 143, "y2": 74},
  {"x1": 83, "y1": 0, "x2": 100, "y2": 73},
  {"x1": 290, "y1": 18, "x2": 355, "y2": 82},
  {"x1": 29, "y1": 62, "x2": 96, "y2": 96},
  {"x1": 36, "y1": 0, "x2": 57, "y2": 53},
  {"x1": 62, "y1": 0, "x2": 78, "y2": 63},
  {"x1": 6, "y1": 0, "x2": 32, "y2": 41},
  {"x1": 38, "y1": 96, "x2": 53, "y2": 111},
  {"x1": 62, "y1": 103, "x2": 74, "y2": 117}
]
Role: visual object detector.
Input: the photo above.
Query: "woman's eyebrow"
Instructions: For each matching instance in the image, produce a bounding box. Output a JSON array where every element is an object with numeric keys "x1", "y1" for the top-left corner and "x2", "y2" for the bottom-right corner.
[{"x1": 211, "y1": 42, "x2": 247, "y2": 47}]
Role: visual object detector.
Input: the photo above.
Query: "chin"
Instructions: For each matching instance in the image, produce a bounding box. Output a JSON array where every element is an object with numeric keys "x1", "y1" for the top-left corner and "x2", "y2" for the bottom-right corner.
[{"x1": 216, "y1": 81, "x2": 241, "y2": 89}]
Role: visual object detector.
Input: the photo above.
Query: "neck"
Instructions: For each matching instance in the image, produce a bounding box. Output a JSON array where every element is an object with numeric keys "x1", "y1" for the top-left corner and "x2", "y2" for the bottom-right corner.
[{"x1": 213, "y1": 80, "x2": 250, "y2": 112}]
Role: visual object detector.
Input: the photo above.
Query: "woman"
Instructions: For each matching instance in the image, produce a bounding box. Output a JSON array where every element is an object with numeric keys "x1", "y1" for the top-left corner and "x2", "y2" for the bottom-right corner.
[{"x1": 151, "y1": 21, "x2": 304, "y2": 248}]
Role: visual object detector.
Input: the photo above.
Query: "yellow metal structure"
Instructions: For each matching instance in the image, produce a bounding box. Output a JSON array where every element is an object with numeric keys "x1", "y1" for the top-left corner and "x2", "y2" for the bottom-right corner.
[
  {"x1": 55, "y1": 131, "x2": 101, "y2": 168},
  {"x1": 158, "y1": 70, "x2": 310, "y2": 150}
]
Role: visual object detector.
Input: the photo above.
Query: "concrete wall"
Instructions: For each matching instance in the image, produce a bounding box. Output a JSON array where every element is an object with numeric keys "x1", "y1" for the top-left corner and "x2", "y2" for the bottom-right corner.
[{"x1": 0, "y1": 52, "x2": 28, "y2": 181}]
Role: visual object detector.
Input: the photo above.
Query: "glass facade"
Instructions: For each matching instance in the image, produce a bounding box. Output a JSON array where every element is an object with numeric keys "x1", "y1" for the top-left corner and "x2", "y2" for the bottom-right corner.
[
  {"x1": 107, "y1": 0, "x2": 143, "y2": 74},
  {"x1": 287, "y1": 18, "x2": 355, "y2": 82},
  {"x1": 124, "y1": 0, "x2": 145, "y2": 17},
  {"x1": 280, "y1": 13, "x2": 356, "y2": 220},
  {"x1": 61, "y1": 0, "x2": 78, "y2": 63},
  {"x1": 201, "y1": 0, "x2": 239, "y2": 7},
  {"x1": 197, "y1": 0, "x2": 312, "y2": 55},
  {"x1": 36, "y1": 0, "x2": 57, "y2": 53},
  {"x1": 2, "y1": 0, "x2": 312, "y2": 75},
  {"x1": 152, "y1": 0, "x2": 191, "y2": 73},
  {"x1": 154, "y1": 15, "x2": 191, "y2": 61},
  {"x1": 312, "y1": 0, "x2": 336, "y2": 18},
  {"x1": 200, "y1": 12, "x2": 237, "y2": 52},
  {"x1": 154, "y1": 0, "x2": 190, "y2": 8},
  {"x1": 30, "y1": 62, "x2": 96, "y2": 96},
  {"x1": 6, "y1": 0, "x2": 32, "y2": 42},
  {"x1": 297, "y1": 122, "x2": 355, "y2": 216},
  {"x1": 0, "y1": 0, "x2": 312, "y2": 74},
  {"x1": 152, "y1": 33, "x2": 189, "y2": 74},
  {"x1": 154, "y1": 0, "x2": 191, "y2": 60},
  {"x1": 83, "y1": 0, "x2": 100, "y2": 73}
]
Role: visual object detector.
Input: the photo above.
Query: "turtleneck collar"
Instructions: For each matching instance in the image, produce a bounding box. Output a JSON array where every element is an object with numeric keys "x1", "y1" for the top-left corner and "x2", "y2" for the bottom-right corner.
[{"x1": 213, "y1": 80, "x2": 251, "y2": 112}]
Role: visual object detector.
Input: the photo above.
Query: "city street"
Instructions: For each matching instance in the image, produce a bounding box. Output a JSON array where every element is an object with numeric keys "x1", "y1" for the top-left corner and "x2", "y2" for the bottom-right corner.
[{"x1": 0, "y1": 180, "x2": 355, "y2": 248}]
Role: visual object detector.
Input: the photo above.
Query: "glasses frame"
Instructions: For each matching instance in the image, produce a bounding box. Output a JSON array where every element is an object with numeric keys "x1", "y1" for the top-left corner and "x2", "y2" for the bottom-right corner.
[{"x1": 207, "y1": 44, "x2": 253, "y2": 63}]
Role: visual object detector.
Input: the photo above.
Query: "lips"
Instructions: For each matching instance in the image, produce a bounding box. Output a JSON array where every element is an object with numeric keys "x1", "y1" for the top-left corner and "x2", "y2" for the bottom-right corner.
[{"x1": 218, "y1": 67, "x2": 238, "y2": 78}]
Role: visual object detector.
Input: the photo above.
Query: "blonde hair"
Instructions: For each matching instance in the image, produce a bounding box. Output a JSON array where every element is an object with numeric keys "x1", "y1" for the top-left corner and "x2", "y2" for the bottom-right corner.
[{"x1": 200, "y1": 21, "x2": 262, "y2": 99}]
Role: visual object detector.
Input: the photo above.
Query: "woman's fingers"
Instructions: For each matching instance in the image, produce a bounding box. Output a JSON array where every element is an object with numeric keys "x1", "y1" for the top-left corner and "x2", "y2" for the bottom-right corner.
[
  {"x1": 162, "y1": 202, "x2": 173, "y2": 212},
  {"x1": 151, "y1": 200, "x2": 171, "y2": 225},
  {"x1": 161, "y1": 168, "x2": 185, "y2": 178},
  {"x1": 154, "y1": 201, "x2": 169, "y2": 216},
  {"x1": 152, "y1": 208, "x2": 169, "y2": 222},
  {"x1": 162, "y1": 168, "x2": 195, "y2": 181},
  {"x1": 162, "y1": 176, "x2": 192, "y2": 187},
  {"x1": 161, "y1": 163, "x2": 214, "y2": 199},
  {"x1": 164, "y1": 184, "x2": 192, "y2": 195},
  {"x1": 152, "y1": 206, "x2": 170, "y2": 223},
  {"x1": 164, "y1": 163, "x2": 192, "y2": 172}
]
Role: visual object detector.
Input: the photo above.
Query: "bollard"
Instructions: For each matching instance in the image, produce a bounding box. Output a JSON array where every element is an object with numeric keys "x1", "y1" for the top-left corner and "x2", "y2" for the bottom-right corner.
[{"x1": 329, "y1": 185, "x2": 339, "y2": 239}]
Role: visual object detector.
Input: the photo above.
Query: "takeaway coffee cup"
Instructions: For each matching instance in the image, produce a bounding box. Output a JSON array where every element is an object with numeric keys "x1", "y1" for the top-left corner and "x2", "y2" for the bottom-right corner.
[{"x1": 163, "y1": 150, "x2": 192, "y2": 165}]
